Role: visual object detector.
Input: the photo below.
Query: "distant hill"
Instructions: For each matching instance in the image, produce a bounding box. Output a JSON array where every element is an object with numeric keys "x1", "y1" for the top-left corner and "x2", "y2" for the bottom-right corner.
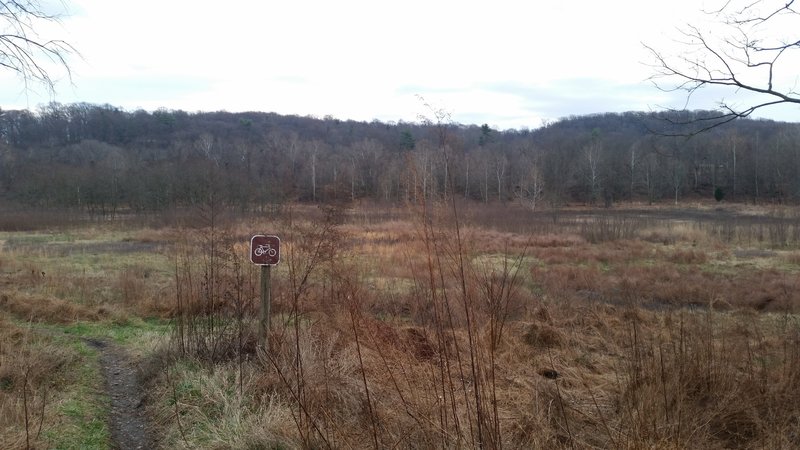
[{"x1": 1, "y1": 104, "x2": 798, "y2": 214}]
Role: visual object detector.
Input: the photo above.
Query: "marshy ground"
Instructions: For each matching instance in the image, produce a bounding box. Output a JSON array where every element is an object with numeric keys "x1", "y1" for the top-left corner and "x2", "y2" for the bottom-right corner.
[{"x1": 1, "y1": 202, "x2": 799, "y2": 449}]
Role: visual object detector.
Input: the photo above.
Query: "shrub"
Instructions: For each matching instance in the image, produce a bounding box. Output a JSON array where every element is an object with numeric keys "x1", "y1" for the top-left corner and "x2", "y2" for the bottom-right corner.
[{"x1": 714, "y1": 187, "x2": 725, "y2": 202}]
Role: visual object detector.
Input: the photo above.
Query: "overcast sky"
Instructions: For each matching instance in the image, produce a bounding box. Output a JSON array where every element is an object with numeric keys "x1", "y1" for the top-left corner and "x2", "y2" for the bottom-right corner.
[{"x1": 1, "y1": 0, "x2": 797, "y2": 130}]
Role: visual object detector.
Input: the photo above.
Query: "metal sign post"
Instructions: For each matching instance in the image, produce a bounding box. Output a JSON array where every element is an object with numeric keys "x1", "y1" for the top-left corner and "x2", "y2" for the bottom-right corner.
[
  {"x1": 260, "y1": 265, "x2": 271, "y2": 353},
  {"x1": 250, "y1": 235, "x2": 280, "y2": 353}
]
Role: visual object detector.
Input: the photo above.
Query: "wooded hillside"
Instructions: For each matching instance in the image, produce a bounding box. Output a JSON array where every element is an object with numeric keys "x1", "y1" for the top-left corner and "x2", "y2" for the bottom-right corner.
[{"x1": 1, "y1": 103, "x2": 798, "y2": 215}]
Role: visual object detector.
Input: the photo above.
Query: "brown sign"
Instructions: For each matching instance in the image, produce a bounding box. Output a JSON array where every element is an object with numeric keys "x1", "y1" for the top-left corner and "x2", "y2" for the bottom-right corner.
[{"x1": 250, "y1": 235, "x2": 280, "y2": 265}]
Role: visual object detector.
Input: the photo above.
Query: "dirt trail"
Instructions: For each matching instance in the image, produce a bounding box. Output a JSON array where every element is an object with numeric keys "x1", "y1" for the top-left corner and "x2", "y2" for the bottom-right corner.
[{"x1": 85, "y1": 339, "x2": 152, "y2": 450}]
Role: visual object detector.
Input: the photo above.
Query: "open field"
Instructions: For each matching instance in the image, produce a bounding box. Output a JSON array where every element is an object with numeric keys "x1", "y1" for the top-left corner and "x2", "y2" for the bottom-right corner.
[{"x1": 1, "y1": 202, "x2": 799, "y2": 449}]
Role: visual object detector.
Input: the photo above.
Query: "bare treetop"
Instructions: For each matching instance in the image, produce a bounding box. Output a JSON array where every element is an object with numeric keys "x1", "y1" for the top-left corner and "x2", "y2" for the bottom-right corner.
[{"x1": 647, "y1": 0, "x2": 799, "y2": 134}]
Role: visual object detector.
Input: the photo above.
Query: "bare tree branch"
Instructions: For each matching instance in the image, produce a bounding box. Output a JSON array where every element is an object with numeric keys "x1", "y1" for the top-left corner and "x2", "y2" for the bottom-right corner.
[
  {"x1": 726, "y1": 0, "x2": 796, "y2": 24},
  {"x1": 0, "y1": 0, "x2": 75, "y2": 94},
  {"x1": 647, "y1": 0, "x2": 799, "y2": 135}
]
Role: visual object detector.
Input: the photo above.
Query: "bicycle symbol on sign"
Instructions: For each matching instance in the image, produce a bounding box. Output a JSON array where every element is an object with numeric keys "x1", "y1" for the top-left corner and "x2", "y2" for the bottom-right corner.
[{"x1": 254, "y1": 243, "x2": 277, "y2": 258}]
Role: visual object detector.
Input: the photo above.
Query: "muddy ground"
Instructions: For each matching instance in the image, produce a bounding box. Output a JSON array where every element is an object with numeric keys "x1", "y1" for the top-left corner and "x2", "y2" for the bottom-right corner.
[{"x1": 85, "y1": 339, "x2": 152, "y2": 450}]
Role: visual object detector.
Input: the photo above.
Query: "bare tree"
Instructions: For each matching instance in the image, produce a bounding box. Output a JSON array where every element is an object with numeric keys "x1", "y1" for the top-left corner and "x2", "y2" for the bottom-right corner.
[
  {"x1": 627, "y1": 140, "x2": 640, "y2": 201},
  {"x1": 494, "y1": 152, "x2": 506, "y2": 202},
  {"x1": 584, "y1": 130, "x2": 602, "y2": 204},
  {"x1": 647, "y1": 0, "x2": 799, "y2": 133},
  {"x1": 514, "y1": 155, "x2": 545, "y2": 211},
  {"x1": 1, "y1": 0, "x2": 74, "y2": 92},
  {"x1": 416, "y1": 95, "x2": 454, "y2": 201}
]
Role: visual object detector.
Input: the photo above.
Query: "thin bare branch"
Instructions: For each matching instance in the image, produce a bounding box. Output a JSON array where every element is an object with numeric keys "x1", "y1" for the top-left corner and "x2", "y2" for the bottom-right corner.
[
  {"x1": 645, "y1": 0, "x2": 799, "y2": 135},
  {"x1": 0, "y1": 0, "x2": 74, "y2": 94},
  {"x1": 727, "y1": 0, "x2": 796, "y2": 24}
]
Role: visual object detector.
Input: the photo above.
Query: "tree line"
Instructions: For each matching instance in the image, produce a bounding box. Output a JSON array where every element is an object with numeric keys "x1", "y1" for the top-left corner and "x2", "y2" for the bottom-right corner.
[{"x1": 0, "y1": 103, "x2": 798, "y2": 216}]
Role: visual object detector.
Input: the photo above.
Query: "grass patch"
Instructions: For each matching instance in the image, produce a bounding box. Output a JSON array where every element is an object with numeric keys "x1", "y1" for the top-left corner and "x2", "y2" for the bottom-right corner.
[
  {"x1": 43, "y1": 341, "x2": 111, "y2": 450},
  {"x1": 0, "y1": 316, "x2": 111, "y2": 450},
  {"x1": 153, "y1": 360, "x2": 296, "y2": 449},
  {"x1": 1, "y1": 229, "x2": 175, "y2": 319},
  {"x1": 61, "y1": 317, "x2": 168, "y2": 341}
]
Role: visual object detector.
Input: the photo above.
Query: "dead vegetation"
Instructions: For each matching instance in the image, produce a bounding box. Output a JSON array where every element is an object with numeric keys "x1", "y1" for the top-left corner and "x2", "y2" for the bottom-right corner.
[
  {"x1": 138, "y1": 203, "x2": 800, "y2": 449},
  {"x1": 2, "y1": 202, "x2": 800, "y2": 448},
  {"x1": 0, "y1": 316, "x2": 91, "y2": 450}
]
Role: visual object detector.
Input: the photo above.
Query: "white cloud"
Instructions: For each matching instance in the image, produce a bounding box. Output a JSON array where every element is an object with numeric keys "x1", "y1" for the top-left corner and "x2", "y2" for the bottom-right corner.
[{"x1": 1, "y1": 0, "x2": 796, "y2": 129}]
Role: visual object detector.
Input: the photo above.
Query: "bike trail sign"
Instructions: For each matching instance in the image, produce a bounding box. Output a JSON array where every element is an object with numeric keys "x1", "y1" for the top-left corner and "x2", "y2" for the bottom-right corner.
[{"x1": 250, "y1": 235, "x2": 281, "y2": 265}]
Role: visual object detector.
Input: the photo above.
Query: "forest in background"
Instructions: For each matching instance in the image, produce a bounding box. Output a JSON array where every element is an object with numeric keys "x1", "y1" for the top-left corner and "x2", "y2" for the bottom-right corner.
[{"x1": 1, "y1": 103, "x2": 799, "y2": 216}]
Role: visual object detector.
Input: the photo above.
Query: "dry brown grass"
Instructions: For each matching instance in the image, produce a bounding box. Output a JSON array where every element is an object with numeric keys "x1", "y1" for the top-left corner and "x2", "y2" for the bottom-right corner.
[
  {"x1": 784, "y1": 250, "x2": 800, "y2": 266},
  {"x1": 143, "y1": 203, "x2": 800, "y2": 448},
  {"x1": 0, "y1": 315, "x2": 82, "y2": 450},
  {"x1": 0, "y1": 292, "x2": 108, "y2": 323},
  {"x1": 3, "y1": 202, "x2": 800, "y2": 448}
]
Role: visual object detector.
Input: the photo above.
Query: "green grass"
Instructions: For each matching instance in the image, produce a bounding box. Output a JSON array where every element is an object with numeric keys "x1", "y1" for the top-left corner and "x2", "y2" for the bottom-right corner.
[
  {"x1": 1, "y1": 229, "x2": 173, "y2": 448},
  {"x1": 48, "y1": 398, "x2": 110, "y2": 450},
  {"x1": 23, "y1": 321, "x2": 167, "y2": 449},
  {"x1": 42, "y1": 341, "x2": 111, "y2": 450},
  {"x1": 4, "y1": 320, "x2": 167, "y2": 449},
  {"x1": 59, "y1": 317, "x2": 170, "y2": 343}
]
